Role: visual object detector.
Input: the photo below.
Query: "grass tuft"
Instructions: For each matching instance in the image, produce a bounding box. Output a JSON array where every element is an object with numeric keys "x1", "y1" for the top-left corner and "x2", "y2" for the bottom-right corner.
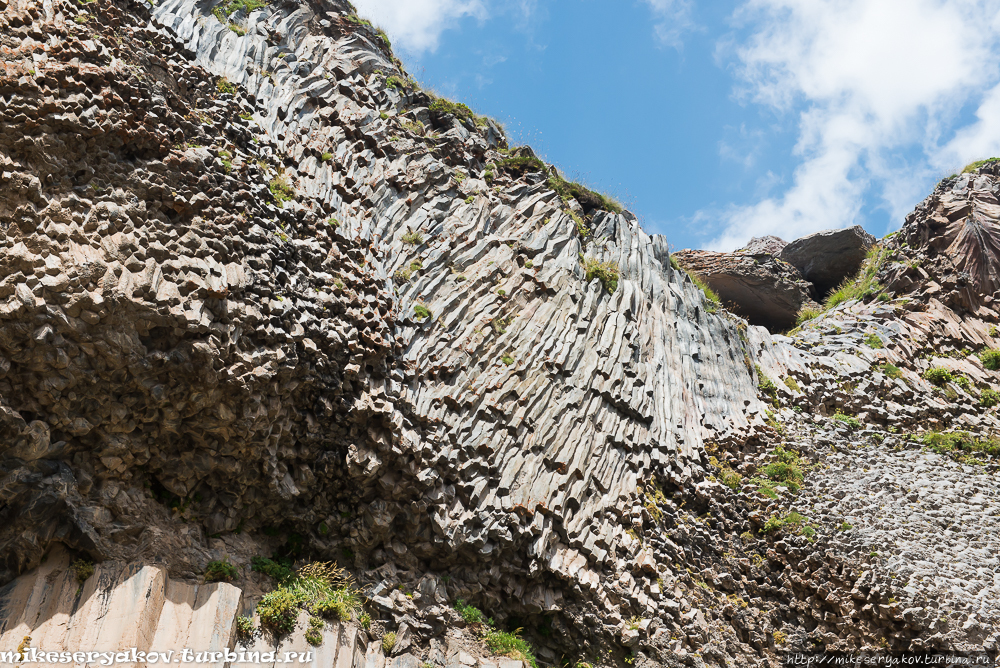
[
  {"x1": 205, "y1": 558, "x2": 238, "y2": 583},
  {"x1": 401, "y1": 230, "x2": 424, "y2": 245},
  {"x1": 256, "y1": 562, "x2": 363, "y2": 636},
  {"x1": 579, "y1": 254, "x2": 619, "y2": 293},
  {"x1": 269, "y1": 173, "x2": 295, "y2": 204},
  {"x1": 547, "y1": 174, "x2": 622, "y2": 214},
  {"x1": 825, "y1": 245, "x2": 889, "y2": 309},
  {"x1": 962, "y1": 158, "x2": 1000, "y2": 174},
  {"x1": 979, "y1": 349, "x2": 1000, "y2": 371},
  {"x1": 881, "y1": 363, "x2": 903, "y2": 379},
  {"x1": 483, "y1": 629, "x2": 538, "y2": 668},
  {"x1": 923, "y1": 367, "x2": 953, "y2": 387}
]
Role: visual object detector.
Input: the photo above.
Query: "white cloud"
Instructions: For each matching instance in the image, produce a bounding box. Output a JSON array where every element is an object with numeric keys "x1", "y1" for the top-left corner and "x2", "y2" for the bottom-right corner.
[
  {"x1": 939, "y1": 82, "x2": 1000, "y2": 169},
  {"x1": 644, "y1": 0, "x2": 696, "y2": 49},
  {"x1": 706, "y1": 0, "x2": 1000, "y2": 250},
  {"x1": 351, "y1": 0, "x2": 488, "y2": 53}
]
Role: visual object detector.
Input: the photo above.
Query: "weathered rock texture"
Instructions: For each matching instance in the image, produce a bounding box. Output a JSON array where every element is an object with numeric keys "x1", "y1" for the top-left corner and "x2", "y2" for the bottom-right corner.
[
  {"x1": 672, "y1": 250, "x2": 819, "y2": 331},
  {"x1": 0, "y1": 0, "x2": 785, "y2": 664},
  {"x1": 779, "y1": 225, "x2": 876, "y2": 297},
  {"x1": 739, "y1": 235, "x2": 787, "y2": 257},
  {"x1": 881, "y1": 167, "x2": 1000, "y2": 303},
  {"x1": 0, "y1": 544, "x2": 445, "y2": 668},
  {"x1": 4, "y1": 0, "x2": 1000, "y2": 664}
]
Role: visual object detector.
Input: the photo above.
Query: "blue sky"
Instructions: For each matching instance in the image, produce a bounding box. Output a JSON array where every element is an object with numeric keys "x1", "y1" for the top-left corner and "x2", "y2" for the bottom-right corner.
[{"x1": 352, "y1": 0, "x2": 1000, "y2": 251}]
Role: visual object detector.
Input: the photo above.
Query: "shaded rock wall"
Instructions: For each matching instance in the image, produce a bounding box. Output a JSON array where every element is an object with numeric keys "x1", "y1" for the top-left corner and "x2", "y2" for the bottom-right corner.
[
  {"x1": 779, "y1": 226, "x2": 875, "y2": 298},
  {"x1": 8, "y1": 0, "x2": 1000, "y2": 663},
  {"x1": 672, "y1": 250, "x2": 818, "y2": 331},
  {"x1": 0, "y1": 0, "x2": 769, "y2": 659}
]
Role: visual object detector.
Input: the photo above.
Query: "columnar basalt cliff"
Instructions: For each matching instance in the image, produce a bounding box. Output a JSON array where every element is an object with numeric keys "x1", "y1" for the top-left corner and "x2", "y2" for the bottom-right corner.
[{"x1": 2, "y1": 0, "x2": 1000, "y2": 665}]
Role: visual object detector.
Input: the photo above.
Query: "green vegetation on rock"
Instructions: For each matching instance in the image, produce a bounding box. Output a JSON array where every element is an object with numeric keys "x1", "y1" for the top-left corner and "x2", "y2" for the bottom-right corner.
[
  {"x1": 498, "y1": 156, "x2": 546, "y2": 176},
  {"x1": 429, "y1": 98, "x2": 474, "y2": 121},
  {"x1": 962, "y1": 158, "x2": 1000, "y2": 174},
  {"x1": 795, "y1": 245, "x2": 890, "y2": 326},
  {"x1": 256, "y1": 562, "x2": 362, "y2": 635},
  {"x1": 979, "y1": 349, "x2": 1000, "y2": 370},
  {"x1": 71, "y1": 559, "x2": 94, "y2": 584},
  {"x1": 205, "y1": 558, "x2": 238, "y2": 583},
  {"x1": 547, "y1": 174, "x2": 622, "y2": 214},
  {"x1": 832, "y1": 412, "x2": 861, "y2": 430},
  {"x1": 579, "y1": 254, "x2": 620, "y2": 293},
  {"x1": 269, "y1": 173, "x2": 295, "y2": 204},
  {"x1": 923, "y1": 367, "x2": 953, "y2": 387}
]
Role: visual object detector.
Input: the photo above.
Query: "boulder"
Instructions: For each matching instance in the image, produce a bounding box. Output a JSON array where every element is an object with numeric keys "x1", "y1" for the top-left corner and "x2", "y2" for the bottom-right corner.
[
  {"x1": 673, "y1": 250, "x2": 819, "y2": 331},
  {"x1": 779, "y1": 226, "x2": 876, "y2": 297},
  {"x1": 739, "y1": 235, "x2": 787, "y2": 257}
]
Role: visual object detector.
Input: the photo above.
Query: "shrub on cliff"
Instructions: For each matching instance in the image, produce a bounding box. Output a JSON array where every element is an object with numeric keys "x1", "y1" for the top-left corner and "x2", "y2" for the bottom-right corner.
[
  {"x1": 429, "y1": 98, "x2": 474, "y2": 122},
  {"x1": 761, "y1": 446, "x2": 804, "y2": 491},
  {"x1": 579, "y1": 254, "x2": 619, "y2": 293},
  {"x1": 483, "y1": 629, "x2": 538, "y2": 668},
  {"x1": 498, "y1": 156, "x2": 546, "y2": 176},
  {"x1": 251, "y1": 555, "x2": 293, "y2": 583},
  {"x1": 923, "y1": 367, "x2": 953, "y2": 387},
  {"x1": 205, "y1": 558, "x2": 238, "y2": 583},
  {"x1": 269, "y1": 172, "x2": 295, "y2": 204},
  {"x1": 256, "y1": 562, "x2": 363, "y2": 635},
  {"x1": 454, "y1": 599, "x2": 484, "y2": 625},
  {"x1": 547, "y1": 174, "x2": 622, "y2": 214},
  {"x1": 980, "y1": 388, "x2": 1000, "y2": 408},
  {"x1": 71, "y1": 559, "x2": 94, "y2": 584},
  {"x1": 979, "y1": 349, "x2": 1000, "y2": 370}
]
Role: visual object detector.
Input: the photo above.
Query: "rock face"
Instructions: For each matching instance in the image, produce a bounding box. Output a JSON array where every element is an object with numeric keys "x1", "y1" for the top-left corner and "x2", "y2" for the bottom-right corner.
[
  {"x1": 0, "y1": 0, "x2": 774, "y2": 663},
  {"x1": 5, "y1": 0, "x2": 1000, "y2": 664},
  {"x1": 0, "y1": 544, "x2": 436, "y2": 668},
  {"x1": 739, "y1": 235, "x2": 787, "y2": 256},
  {"x1": 882, "y1": 167, "x2": 1000, "y2": 302},
  {"x1": 671, "y1": 250, "x2": 819, "y2": 331},
  {"x1": 779, "y1": 225, "x2": 876, "y2": 296}
]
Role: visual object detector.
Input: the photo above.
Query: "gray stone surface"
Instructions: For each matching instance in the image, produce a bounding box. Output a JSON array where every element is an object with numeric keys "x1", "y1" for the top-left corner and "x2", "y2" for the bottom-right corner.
[
  {"x1": 779, "y1": 225, "x2": 876, "y2": 296},
  {"x1": 738, "y1": 235, "x2": 787, "y2": 257},
  {"x1": 4, "y1": 0, "x2": 1000, "y2": 664},
  {"x1": 672, "y1": 249, "x2": 819, "y2": 330}
]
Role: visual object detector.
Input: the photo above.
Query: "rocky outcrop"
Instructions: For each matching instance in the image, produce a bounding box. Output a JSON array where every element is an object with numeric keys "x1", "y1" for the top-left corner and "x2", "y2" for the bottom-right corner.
[
  {"x1": 739, "y1": 235, "x2": 787, "y2": 257},
  {"x1": 672, "y1": 250, "x2": 819, "y2": 331},
  {"x1": 0, "y1": 545, "x2": 241, "y2": 663},
  {"x1": 0, "y1": 0, "x2": 778, "y2": 664},
  {"x1": 779, "y1": 225, "x2": 876, "y2": 297},
  {"x1": 881, "y1": 167, "x2": 1000, "y2": 305},
  {"x1": 4, "y1": 0, "x2": 1000, "y2": 664}
]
